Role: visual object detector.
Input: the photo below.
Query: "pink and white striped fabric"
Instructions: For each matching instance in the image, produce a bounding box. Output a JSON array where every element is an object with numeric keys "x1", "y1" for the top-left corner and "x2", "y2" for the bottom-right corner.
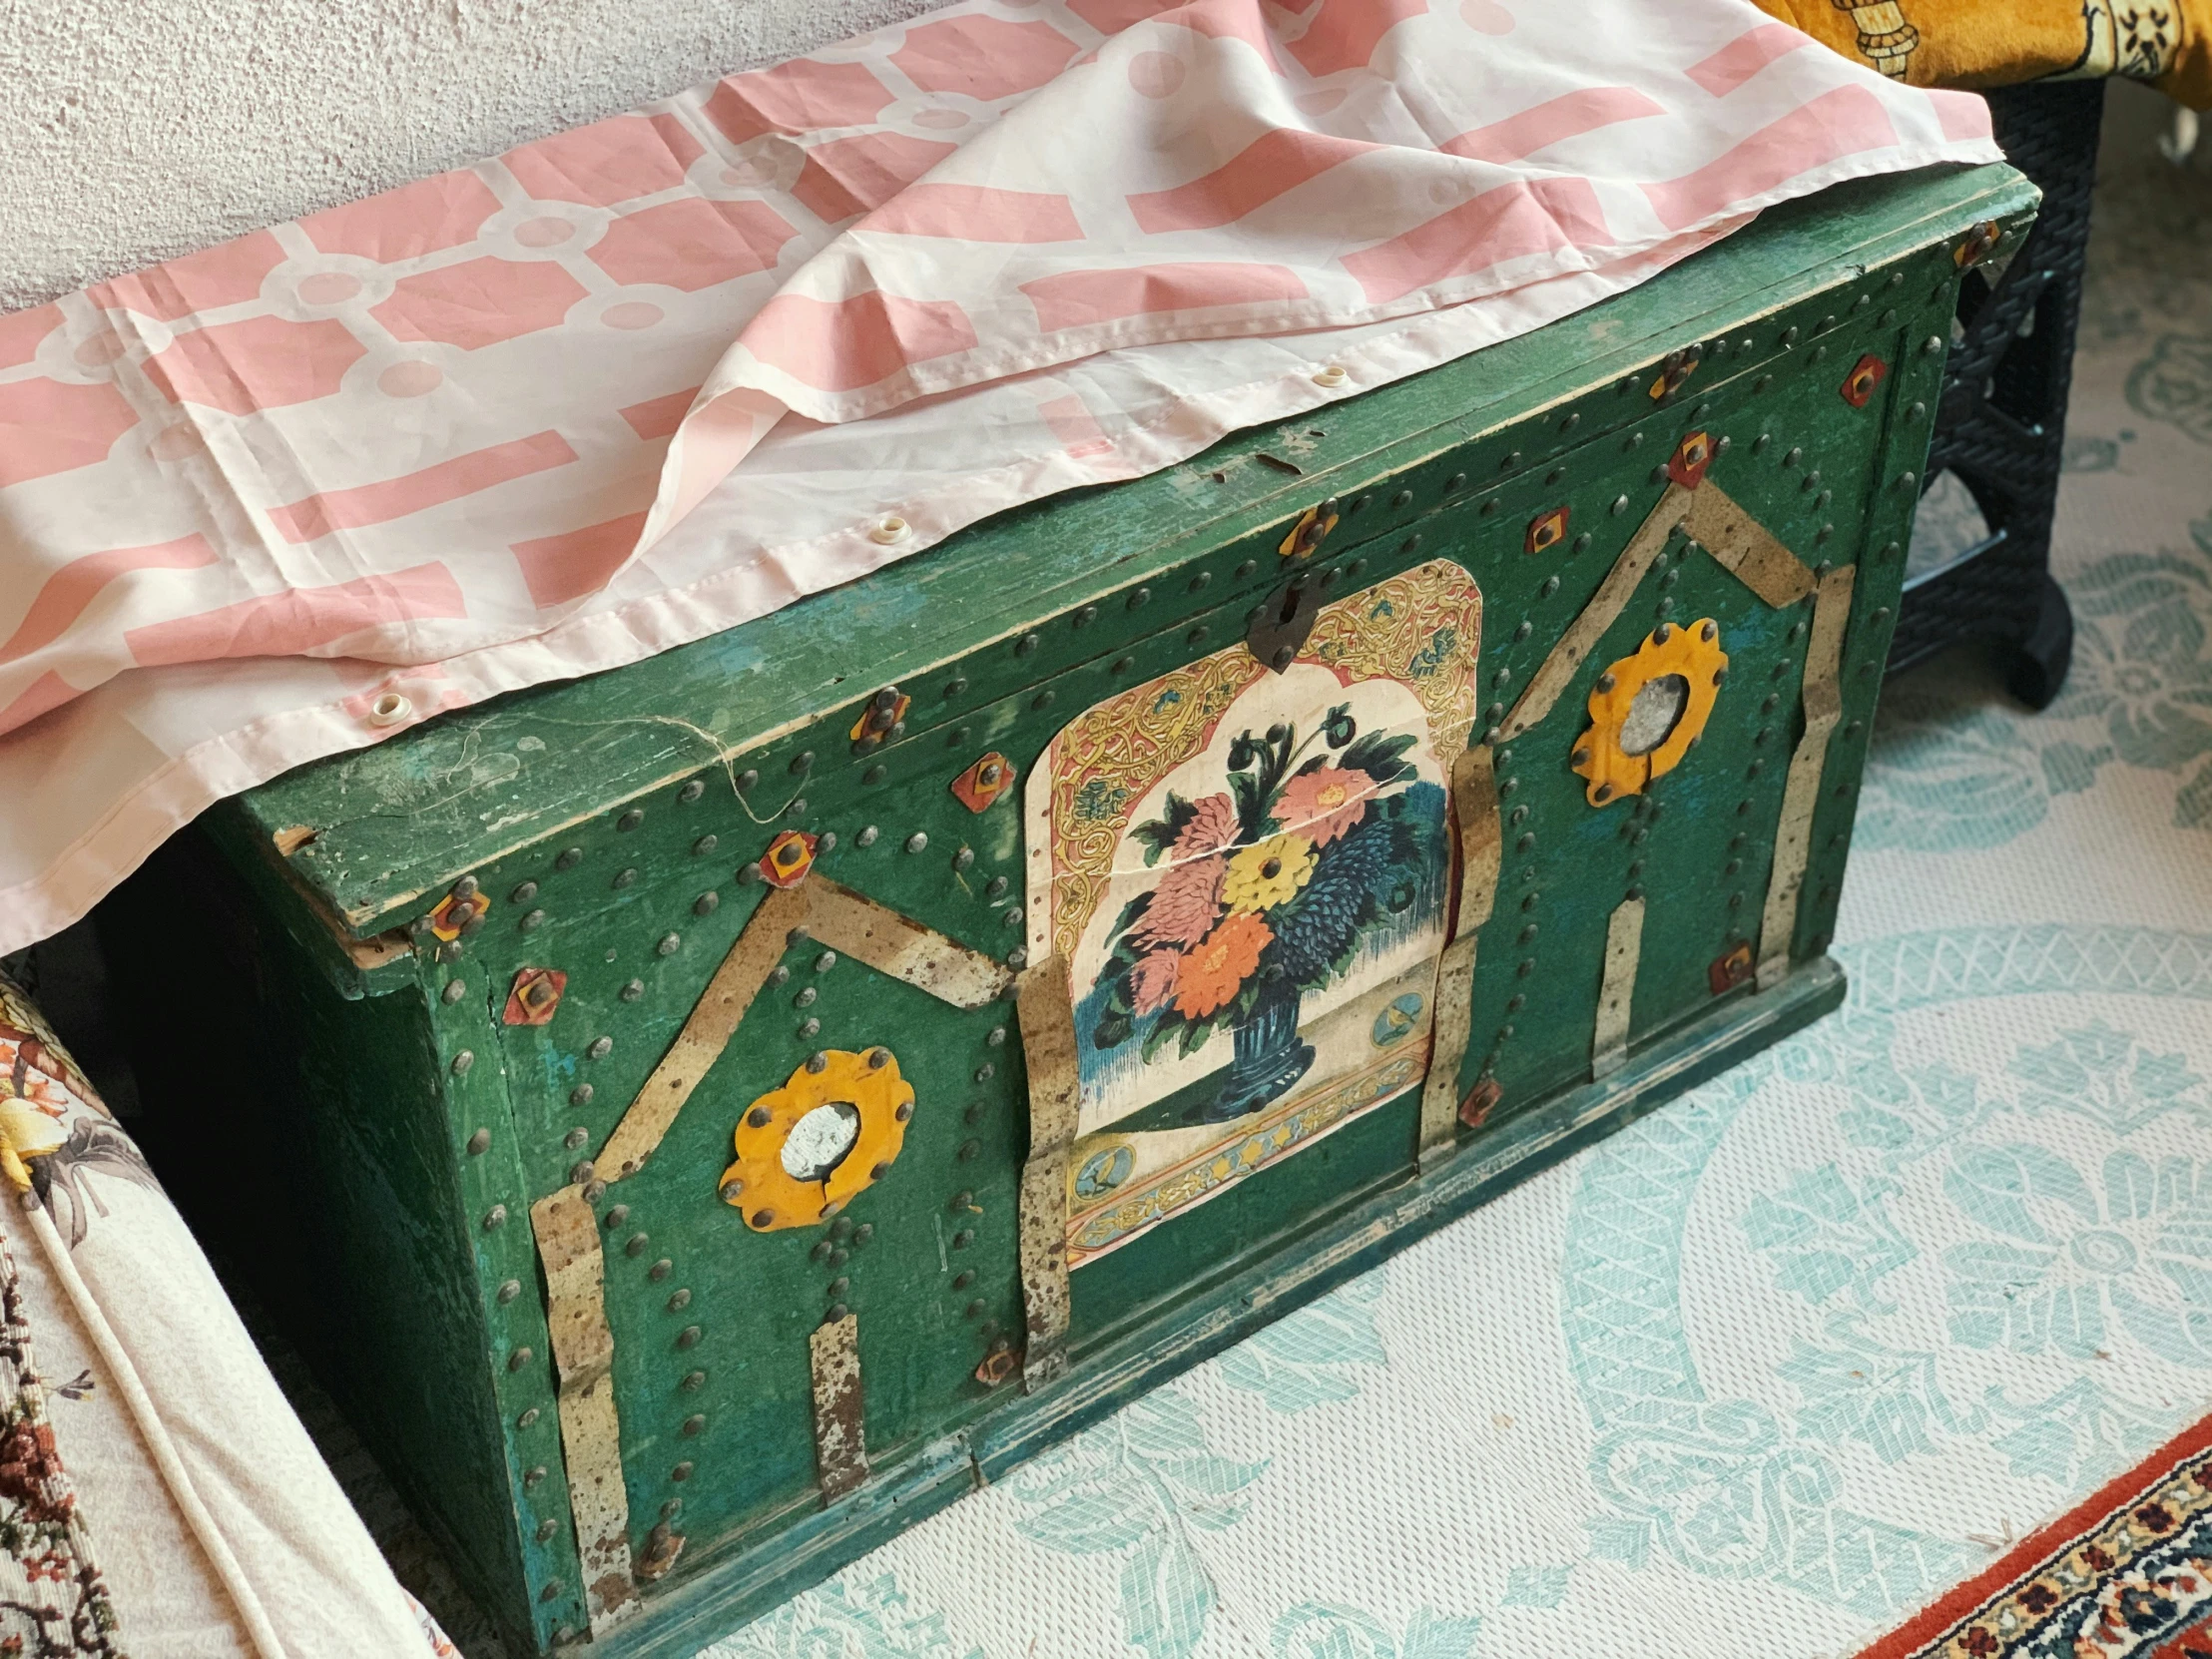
[{"x1": 0, "y1": 0, "x2": 1996, "y2": 953}]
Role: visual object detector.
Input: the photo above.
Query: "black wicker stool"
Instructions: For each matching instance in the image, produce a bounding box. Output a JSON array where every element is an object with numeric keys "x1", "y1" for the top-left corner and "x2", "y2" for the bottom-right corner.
[{"x1": 1890, "y1": 79, "x2": 2103, "y2": 707}]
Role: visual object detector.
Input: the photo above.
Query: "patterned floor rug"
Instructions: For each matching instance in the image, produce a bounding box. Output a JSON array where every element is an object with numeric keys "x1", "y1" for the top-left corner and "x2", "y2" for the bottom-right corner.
[
  {"x1": 215, "y1": 83, "x2": 2212, "y2": 1659},
  {"x1": 1857, "y1": 1412, "x2": 2212, "y2": 1659}
]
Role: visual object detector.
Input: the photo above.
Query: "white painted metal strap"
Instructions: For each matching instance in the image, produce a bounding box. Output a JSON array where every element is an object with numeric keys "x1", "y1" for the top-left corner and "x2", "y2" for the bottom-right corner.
[
  {"x1": 1417, "y1": 744, "x2": 1501, "y2": 1166},
  {"x1": 805, "y1": 877, "x2": 1016, "y2": 1010},
  {"x1": 1014, "y1": 956, "x2": 1079, "y2": 1391},
  {"x1": 530, "y1": 1186, "x2": 641, "y2": 1634},
  {"x1": 1592, "y1": 894, "x2": 1646, "y2": 1078},
  {"x1": 1685, "y1": 483, "x2": 1817, "y2": 608},
  {"x1": 1758, "y1": 564, "x2": 1856, "y2": 988},
  {"x1": 809, "y1": 1313, "x2": 869, "y2": 1503}
]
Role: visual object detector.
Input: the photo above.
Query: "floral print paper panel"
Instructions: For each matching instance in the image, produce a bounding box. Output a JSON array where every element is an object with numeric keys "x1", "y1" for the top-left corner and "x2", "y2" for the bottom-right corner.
[{"x1": 1024, "y1": 560, "x2": 1478, "y2": 1263}]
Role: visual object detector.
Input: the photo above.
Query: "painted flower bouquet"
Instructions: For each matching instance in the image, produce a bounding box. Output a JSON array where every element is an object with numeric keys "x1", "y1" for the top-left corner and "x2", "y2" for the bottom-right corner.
[{"x1": 1090, "y1": 706, "x2": 1445, "y2": 1122}]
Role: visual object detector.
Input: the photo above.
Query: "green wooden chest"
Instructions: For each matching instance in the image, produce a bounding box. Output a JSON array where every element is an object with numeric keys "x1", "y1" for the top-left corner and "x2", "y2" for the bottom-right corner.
[{"x1": 101, "y1": 162, "x2": 2035, "y2": 1657}]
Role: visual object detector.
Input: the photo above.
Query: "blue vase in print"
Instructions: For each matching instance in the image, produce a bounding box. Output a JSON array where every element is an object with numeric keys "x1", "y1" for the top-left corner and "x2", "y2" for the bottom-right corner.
[{"x1": 1211, "y1": 974, "x2": 1315, "y2": 1122}]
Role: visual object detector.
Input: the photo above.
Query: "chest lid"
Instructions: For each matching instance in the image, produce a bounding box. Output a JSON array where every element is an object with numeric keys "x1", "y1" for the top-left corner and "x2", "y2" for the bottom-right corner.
[{"x1": 225, "y1": 162, "x2": 2034, "y2": 947}]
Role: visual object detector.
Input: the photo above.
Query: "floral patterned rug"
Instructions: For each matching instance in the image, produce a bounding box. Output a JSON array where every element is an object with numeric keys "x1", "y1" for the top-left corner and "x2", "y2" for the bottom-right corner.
[
  {"x1": 1856, "y1": 1412, "x2": 2212, "y2": 1659},
  {"x1": 677, "y1": 81, "x2": 2212, "y2": 1659}
]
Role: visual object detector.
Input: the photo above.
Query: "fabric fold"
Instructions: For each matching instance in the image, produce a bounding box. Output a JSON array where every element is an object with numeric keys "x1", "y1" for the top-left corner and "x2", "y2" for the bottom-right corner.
[{"x1": 0, "y1": 0, "x2": 1997, "y2": 952}]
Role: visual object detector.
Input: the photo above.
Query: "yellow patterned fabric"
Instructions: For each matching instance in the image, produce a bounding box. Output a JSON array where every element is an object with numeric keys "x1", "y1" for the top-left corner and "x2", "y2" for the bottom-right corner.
[{"x1": 1751, "y1": 0, "x2": 2212, "y2": 109}]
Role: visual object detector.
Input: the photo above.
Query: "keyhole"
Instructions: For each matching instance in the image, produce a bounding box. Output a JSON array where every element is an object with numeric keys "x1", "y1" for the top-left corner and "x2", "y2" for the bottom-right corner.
[{"x1": 1278, "y1": 582, "x2": 1305, "y2": 627}]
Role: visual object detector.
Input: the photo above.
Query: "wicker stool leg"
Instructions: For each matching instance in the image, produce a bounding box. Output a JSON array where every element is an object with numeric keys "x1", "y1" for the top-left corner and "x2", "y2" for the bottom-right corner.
[{"x1": 1892, "y1": 80, "x2": 2101, "y2": 706}]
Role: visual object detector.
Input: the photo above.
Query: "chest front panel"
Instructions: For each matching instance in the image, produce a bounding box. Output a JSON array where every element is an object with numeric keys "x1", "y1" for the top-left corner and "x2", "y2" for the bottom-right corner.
[{"x1": 398, "y1": 242, "x2": 1962, "y2": 1651}]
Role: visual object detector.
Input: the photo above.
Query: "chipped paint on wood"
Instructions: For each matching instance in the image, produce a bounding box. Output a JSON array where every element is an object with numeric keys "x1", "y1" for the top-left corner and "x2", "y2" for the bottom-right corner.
[
  {"x1": 598, "y1": 883, "x2": 810, "y2": 1181},
  {"x1": 1014, "y1": 956, "x2": 1078, "y2": 1391},
  {"x1": 1686, "y1": 484, "x2": 1818, "y2": 607},
  {"x1": 805, "y1": 877, "x2": 1014, "y2": 1010},
  {"x1": 1417, "y1": 743, "x2": 1500, "y2": 1166},
  {"x1": 1501, "y1": 483, "x2": 1692, "y2": 742},
  {"x1": 1417, "y1": 935, "x2": 1477, "y2": 1167},
  {"x1": 1592, "y1": 894, "x2": 1645, "y2": 1078},
  {"x1": 529, "y1": 1186, "x2": 639, "y2": 1633},
  {"x1": 1759, "y1": 564, "x2": 1855, "y2": 988},
  {"x1": 1450, "y1": 743, "x2": 1500, "y2": 934},
  {"x1": 810, "y1": 1314, "x2": 868, "y2": 1503}
]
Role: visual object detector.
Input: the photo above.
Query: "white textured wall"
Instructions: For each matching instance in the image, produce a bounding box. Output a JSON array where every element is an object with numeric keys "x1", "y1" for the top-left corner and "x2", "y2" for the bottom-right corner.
[{"x1": 0, "y1": 0, "x2": 947, "y2": 314}]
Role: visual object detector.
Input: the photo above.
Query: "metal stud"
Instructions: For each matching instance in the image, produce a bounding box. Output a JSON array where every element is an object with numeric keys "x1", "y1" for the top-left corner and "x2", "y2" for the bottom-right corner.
[
  {"x1": 694, "y1": 891, "x2": 720, "y2": 918},
  {"x1": 668, "y1": 1288, "x2": 692, "y2": 1311},
  {"x1": 466, "y1": 1128, "x2": 491, "y2": 1156},
  {"x1": 442, "y1": 979, "x2": 467, "y2": 1005},
  {"x1": 507, "y1": 1347, "x2": 533, "y2": 1373},
  {"x1": 452, "y1": 1050, "x2": 475, "y2": 1076},
  {"x1": 497, "y1": 1279, "x2": 521, "y2": 1305},
  {"x1": 587, "y1": 1036, "x2": 612, "y2": 1060},
  {"x1": 570, "y1": 1159, "x2": 596, "y2": 1185},
  {"x1": 618, "y1": 809, "x2": 644, "y2": 832},
  {"x1": 525, "y1": 1465, "x2": 548, "y2": 1489},
  {"x1": 676, "y1": 1326, "x2": 703, "y2": 1350},
  {"x1": 816, "y1": 950, "x2": 837, "y2": 972},
  {"x1": 681, "y1": 1371, "x2": 706, "y2": 1392},
  {"x1": 484, "y1": 1205, "x2": 507, "y2": 1231},
  {"x1": 510, "y1": 880, "x2": 539, "y2": 904},
  {"x1": 807, "y1": 1052, "x2": 829, "y2": 1074},
  {"x1": 671, "y1": 1462, "x2": 694, "y2": 1482},
  {"x1": 657, "y1": 933, "x2": 681, "y2": 956},
  {"x1": 555, "y1": 846, "x2": 582, "y2": 871}
]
